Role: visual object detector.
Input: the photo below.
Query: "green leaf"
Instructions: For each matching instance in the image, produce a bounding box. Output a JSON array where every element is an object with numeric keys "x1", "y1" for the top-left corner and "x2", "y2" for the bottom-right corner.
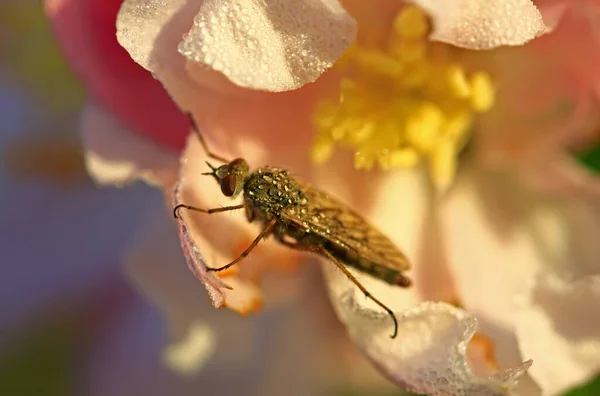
[
  {"x1": 0, "y1": 2, "x2": 85, "y2": 113},
  {"x1": 574, "y1": 143, "x2": 600, "y2": 175},
  {"x1": 0, "y1": 318, "x2": 77, "y2": 396},
  {"x1": 563, "y1": 374, "x2": 600, "y2": 396}
]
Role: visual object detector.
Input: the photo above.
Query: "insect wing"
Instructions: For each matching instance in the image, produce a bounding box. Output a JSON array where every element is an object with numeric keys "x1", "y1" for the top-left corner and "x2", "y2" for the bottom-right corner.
[{"x1": 280, "y1": 181, "x2": 410, "y2": 272}]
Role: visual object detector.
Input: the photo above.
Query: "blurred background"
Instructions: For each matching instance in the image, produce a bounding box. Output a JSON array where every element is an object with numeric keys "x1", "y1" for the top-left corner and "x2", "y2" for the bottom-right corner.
[
  {"x1": 1, "y1": 1, "x2": 600, "y2": 396},
  {"x1": 0, "y1": 1, "x2": 163, "y2": 394}
]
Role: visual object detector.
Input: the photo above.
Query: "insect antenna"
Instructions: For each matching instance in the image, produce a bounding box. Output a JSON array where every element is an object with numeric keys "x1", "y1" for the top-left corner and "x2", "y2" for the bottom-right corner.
[
  {"x1": 186, "y1": 113, "x2": 230, "y2": 163},
  {"x1": 201, "y1": 161, "x2": 220, "y2": 182}
]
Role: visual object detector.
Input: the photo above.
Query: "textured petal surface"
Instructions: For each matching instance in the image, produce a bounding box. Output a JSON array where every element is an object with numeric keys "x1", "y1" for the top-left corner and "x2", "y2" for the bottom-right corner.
[
  {"x1": 516, "y1": 274, "x2": 600, "y2": 395},
  {"x1": 115, "y1": 0, "x2": 186, "y2": 72},
  {"x1": 117, "y1": 0, "x2": 337, "y2": 174},
  {"x1": 411, "y1": 0, "x2": 547, "y2": 49},
  {"x1": 324, "y1": 262, "x2": 533, "y2": 395},
  {"x1": 117, "y1": 0, "x2": 356, "y2": 92}
]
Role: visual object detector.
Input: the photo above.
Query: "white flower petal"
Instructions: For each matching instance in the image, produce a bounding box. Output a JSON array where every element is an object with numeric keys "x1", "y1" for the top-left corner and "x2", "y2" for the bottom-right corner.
[
  {"x1": 117, "y1": 0, "x2": 356, "y2": 92},
  {"x1": 81, "y1": 103, "x2": 178, "y2": 187},
  {"x1": 116, "y1": 0, "x2": 187, "y2": 72},
  {"x1": 438, "y1": 171, "x2": 545, "y2": 323},
  {"x1": 410, "y1": 0, "x2": 547, "y2": 49},
  {"x1": 516, "y1": 274, "x2": 600, "y2": 395},
  {"x1": 436, "y1": 167, "x2": 600, "y2": 394},
  {"x1": 173, "y1": 182, "x2": 233, "y2": 309},
  {"x1": 180, "y1": 0, "x2": 355, "y2": 92},
  {"x1": 324, "y1": 263, "x2": 532, "y2": 395},
  {"x1": 163, "y1": 321, "x2": 216, "y2": 377},
  {"x1": 311, "y1": 169, "x2": 533, "y2": 394}
]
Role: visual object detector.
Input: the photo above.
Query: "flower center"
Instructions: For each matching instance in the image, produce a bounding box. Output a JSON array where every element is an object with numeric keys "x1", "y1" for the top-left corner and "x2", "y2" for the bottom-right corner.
[{"x1": 312, "y1": 6, "x2": 495, "y2": 190}]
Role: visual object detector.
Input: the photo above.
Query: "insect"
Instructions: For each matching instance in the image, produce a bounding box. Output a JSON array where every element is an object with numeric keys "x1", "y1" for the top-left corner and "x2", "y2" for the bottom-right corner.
[{"x1": 173, "y1": 114, "x2": 412, "y2": 338}]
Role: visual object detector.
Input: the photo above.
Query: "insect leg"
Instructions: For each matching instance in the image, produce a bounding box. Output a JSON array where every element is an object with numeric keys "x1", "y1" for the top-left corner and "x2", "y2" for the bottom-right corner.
[
  {"x1": 173, "y1": 204, "x2": 245, "y2": 219},
  {"x1": 207, "y1": 217, "x2": 277, "y2": 272},
  {"x1": 185, "y1": 113, "x2": 230, "y2": 163},
  {"x1": 280, "y1": 240, "x2": 398, "y2": 339}
]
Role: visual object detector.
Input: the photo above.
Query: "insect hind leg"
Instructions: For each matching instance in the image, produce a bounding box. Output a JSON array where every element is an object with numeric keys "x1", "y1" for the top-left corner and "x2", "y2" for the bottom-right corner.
[{"x1": 279, "y1": 240, "x2": 398, "y2": 339}]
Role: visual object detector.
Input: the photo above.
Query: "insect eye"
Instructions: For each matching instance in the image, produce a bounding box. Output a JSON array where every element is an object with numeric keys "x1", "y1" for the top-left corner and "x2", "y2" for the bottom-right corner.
[{"x1": 220, "y1": 174, "x2": 237, "y2": 197}]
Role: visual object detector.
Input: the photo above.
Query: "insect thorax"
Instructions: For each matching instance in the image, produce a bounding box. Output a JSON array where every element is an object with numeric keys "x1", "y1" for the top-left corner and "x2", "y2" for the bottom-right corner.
[{"x1": 243, "y1": 166, "x2": 307, "y2": 222}]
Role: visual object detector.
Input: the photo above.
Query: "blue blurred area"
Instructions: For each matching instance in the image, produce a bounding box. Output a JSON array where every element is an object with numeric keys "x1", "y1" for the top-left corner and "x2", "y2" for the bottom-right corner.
[
  {"x1": 0, "y1": 4, "x2": 164, "y2": 394},
  {"x1": 0, "y1": 68, "x2": 160, "y2": 331},
  {"x1": 0, "y1": 88, "x2": 153, "y2": 331}
]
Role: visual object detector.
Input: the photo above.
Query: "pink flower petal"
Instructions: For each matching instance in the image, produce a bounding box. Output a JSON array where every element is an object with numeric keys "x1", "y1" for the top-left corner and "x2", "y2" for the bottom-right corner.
[
  {"x1": 117, "y1": 0, "x2": 336, "y2": 172},
  {"x1": 81, "y1": 103, "x2": 179, "y2": 187},
  {"x1": 117, "y1": 0, "x2": 356, "y2": 92},
  {"x1": 516, "y1": 274, "x2": 600, "y2": 395},
  {"x1": 524, "y1": 155, "x2": 600, "y2": 198},
  {"x1": 474, "y1": 1, "x2": 600, "y2": 197},
  {"x1": 172, "y1": 133, "x2": 301, "y2": 314},
  {"x1": 535, "y1": 0, "x2": 570, "y2": 30},
  {"x1": 173, "y1": 182, "x2": 233, "y2": 309},
  {"x1": 45, "y1": 0, "x2": 189, "y2": 151},
  {"x1": 81, "y1": 101, "x2": 302, "y2": 315},
  {"x1": 411, "y1": 0, "x2": 547, "y2": 49}
]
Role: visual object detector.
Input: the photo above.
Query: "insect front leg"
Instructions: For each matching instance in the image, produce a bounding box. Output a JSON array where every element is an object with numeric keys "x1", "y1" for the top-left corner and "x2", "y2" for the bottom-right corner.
[
  {"x1": 173, "y1": 203, "x2": 245, "y2": 219},
  {"x1": 207, "y1": 217, "x2": 277, "y2": 272},
  {"x1": 279, "y1": 240, "x2": 399, "y2": 339}
]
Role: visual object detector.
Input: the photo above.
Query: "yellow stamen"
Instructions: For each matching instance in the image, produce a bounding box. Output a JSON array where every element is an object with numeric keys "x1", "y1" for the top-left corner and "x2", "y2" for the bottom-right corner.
[
  {"x1": 355, "y1": 49, "x2": 404, "y2": 79},
  {"x1": 430, "y1": 138, "x2": 458, "y2": 192},
  {"x1": 393, "y1": 6, "x2": 428, "y2": 39},
  {"x1": 443, "y1": 111, "x2": 473, "y2": 142},
  {"x1": 312, "y1": 5, "x2": 496, "y2": 191},
  {"x1": 405, "y1": 103, "x2": 444, "y2": 152},
  {"x1": 355, "y1": 150, "x2": 376, "y2": 170},
  {"x1": 389, "y1": 147, "x2": 420, "y2": 168},
  {"x1": 311, "y1": 135, "x2": 335, "y2": 164},
  {"x1": 447, "y1": 64, "x2": 471, "y2": 99},
  {"x1": 390, "y1": 40, "x2": 426, "y2": 63},
  {"x1": 470, "y1": 72, "x2": 495, "y2": 112}
]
